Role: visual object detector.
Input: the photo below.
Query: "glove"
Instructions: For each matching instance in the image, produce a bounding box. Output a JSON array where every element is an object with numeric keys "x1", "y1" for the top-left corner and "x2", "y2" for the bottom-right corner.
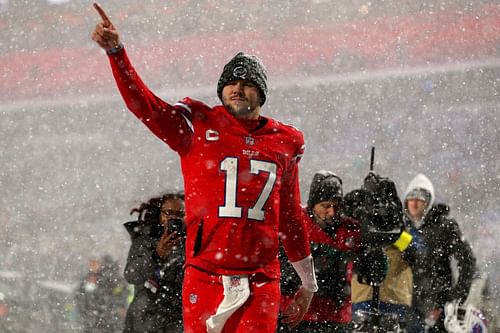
[{"x1": 357, "y1": 248, "x2": 388, "y2": 285}]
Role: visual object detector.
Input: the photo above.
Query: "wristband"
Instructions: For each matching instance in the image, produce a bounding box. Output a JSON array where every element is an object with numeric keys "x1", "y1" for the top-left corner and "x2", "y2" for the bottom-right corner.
[
  {"x1": 106, "y1": 43, "x2": 124, "y2": 55},
  {"x1": 393, "y1": 231, "x2": 413, "y2": 252},
  {"x1": 291, "y1": 255, "x2": 318, "y2": 292}
]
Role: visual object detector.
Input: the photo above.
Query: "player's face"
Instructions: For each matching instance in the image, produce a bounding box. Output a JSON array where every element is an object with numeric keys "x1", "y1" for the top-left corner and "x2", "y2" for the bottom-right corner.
[
  {"x1": 407, "y1": 198, "x2": 427, "y2": 219},
  {"x1": 313, "y1": 201, "x2": 338, "y2": 227},
  {"x1": 221, "y1": 80, "x2": 262, "y2": 119}
]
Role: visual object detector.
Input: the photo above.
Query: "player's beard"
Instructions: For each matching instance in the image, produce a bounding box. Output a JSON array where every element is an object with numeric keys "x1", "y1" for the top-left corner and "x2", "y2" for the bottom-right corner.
[
  {"x1": 226, "y1": 103, "x2": 253, "y2": 117},
  {"x1": 223, "y1": 97, "x2": 260, "y2": 119}
]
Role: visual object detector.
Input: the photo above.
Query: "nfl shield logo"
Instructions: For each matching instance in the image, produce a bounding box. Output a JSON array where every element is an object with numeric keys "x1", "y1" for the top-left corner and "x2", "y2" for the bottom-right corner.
[
  {"x1": 230, "y1": 276, "x2": 241, "y2": 287},
  {"x1": 189, "y1": 293, "x2": 198, "y2": 304},
  {"x1": 245, "y1": 136, "x2": 255, "y2": 146}
]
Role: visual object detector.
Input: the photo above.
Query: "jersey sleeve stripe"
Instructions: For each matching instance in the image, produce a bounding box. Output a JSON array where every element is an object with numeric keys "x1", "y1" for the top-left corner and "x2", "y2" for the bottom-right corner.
[
  {"x1": 180, "y1": 113, "x2": 194, "y2": 133},
  {"x1": 174, "y1": 102, "x2": 193, "y2": 115},
  {"x1": 174, "y1": 102, "x2": 194, "y2": 133}
]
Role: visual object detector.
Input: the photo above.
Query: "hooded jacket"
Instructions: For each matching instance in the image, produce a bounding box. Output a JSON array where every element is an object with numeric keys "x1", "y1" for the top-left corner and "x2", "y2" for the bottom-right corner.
[
  {"x1": 123, "y1": 221, "x2": 184, "y2": 333},
  {"x1": 404, "y1": 175, "x2": 476, "y2": 315},
  {"x1": 403, "y1": 173, "x2": 435, "y2": 229}
]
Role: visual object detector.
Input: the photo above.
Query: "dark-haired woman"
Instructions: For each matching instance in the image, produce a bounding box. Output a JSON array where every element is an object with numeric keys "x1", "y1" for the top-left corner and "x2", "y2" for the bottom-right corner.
[{"x1": 123, "y1": 193, "x2": 185, "y2": 333}]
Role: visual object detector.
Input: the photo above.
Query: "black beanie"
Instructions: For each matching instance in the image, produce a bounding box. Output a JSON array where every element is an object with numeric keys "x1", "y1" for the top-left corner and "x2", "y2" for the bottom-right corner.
[
  {"x1": 217, "y1": 52, "x2": 268, "y2": 106},
  {"x1": 307, "y1": 171, "x2": 343, "y2": 208}
]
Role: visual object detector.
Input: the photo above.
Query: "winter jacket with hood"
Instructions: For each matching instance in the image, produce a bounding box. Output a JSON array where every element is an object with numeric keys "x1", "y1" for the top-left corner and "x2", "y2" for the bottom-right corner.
[
  {"x1": 123, "y1": 220, "x2": 184, "y2": 333},
  {"x1": 404, "y1": 174, "x2": 476, "y2": 315}
]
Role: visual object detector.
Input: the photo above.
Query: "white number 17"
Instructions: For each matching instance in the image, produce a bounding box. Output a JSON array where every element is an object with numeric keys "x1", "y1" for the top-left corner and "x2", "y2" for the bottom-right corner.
[{"x1": 218, "y1": 157, "x2": 277, "y2": 221}]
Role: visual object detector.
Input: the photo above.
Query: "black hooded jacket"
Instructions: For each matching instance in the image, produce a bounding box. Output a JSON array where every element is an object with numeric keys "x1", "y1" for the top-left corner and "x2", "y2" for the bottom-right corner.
[
  {"x1": 123, "y1": 221, "x2": 184, "y2": 333},
  {"x1": 410, "y1": 203, "x2": 476, "y2": 313}
]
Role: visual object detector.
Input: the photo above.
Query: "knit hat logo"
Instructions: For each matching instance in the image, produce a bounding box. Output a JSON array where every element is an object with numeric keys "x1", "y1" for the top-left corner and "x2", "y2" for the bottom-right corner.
[
  {"x1": 232, "y1": 66, "x2": 247, "y2": 79},
  {"x1": 217, "y1": 52, "x2": 268, "y2": 106}
]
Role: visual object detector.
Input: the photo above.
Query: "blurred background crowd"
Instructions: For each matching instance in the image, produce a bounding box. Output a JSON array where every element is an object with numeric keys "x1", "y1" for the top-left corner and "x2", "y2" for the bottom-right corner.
[{"x1": 0, "y1": 0, "x2": 499, "y2": 331}]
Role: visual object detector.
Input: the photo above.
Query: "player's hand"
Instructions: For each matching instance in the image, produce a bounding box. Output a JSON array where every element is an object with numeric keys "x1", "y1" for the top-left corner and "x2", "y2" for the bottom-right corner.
[
  {"x1": 425, "y1": 308, "x2": 442, "y2": 326},
  {"x1": 156, "y1": 230, "x2": 181, "y2": 258},
  {"x1": 91, "y1": 2, "x2": 121, "y2": 51},
  {"x1": 281, "y1": 286, "x2": 314, "y2": 327}
]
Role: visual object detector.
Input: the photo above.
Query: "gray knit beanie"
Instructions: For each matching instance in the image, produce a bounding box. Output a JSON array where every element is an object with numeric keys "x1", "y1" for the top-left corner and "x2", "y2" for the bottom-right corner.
[
  {"x1": 307, "y1": 171, "x2": 343, "y2": 208},
  {"x1": 217, "y1": 52, "x2": 268, "y2": 106}
]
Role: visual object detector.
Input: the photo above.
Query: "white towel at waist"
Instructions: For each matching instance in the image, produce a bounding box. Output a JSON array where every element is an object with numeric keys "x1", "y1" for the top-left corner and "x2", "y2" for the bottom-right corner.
[{"x1": 206, "y1": 275, "x2": 250, "y2": 333}]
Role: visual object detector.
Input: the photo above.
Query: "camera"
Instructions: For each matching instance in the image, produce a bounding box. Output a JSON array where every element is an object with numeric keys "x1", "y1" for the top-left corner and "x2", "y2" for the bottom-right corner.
[
  {"x1": 345, "y1": 172, "x2": 403, "y2": 248},
  {"x1": 149, "y1": 218, "x2": 185, "y2": 239},
  {"x1": 167, "y1": 218, "x2": 185, "y2": 237}
]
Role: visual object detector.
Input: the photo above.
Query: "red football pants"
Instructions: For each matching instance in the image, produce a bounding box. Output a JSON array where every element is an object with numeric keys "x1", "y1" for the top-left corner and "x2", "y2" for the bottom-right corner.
[{"x1": 182, "y1": 265, "x2": 280, "y2": 333}]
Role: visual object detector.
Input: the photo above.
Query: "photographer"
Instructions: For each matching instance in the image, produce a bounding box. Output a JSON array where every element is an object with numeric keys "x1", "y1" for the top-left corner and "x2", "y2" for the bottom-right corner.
[
  {"x1": 123, "y1": 193, "x2": 185, "y2": 333},
  {"x1": 278, "y1": 171, "x2": 361, "y2": 333},
  {"x1": 74, "y1": 255, "x2": 128, "y2": 333},
  {"x1": 345, "y1": 172, "x2": 425, "y2": 331}
]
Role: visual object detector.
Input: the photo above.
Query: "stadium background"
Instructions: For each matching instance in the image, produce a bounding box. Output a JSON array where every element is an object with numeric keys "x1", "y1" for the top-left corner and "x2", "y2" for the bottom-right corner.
[{"x1": 0, "y1": 0, "x2": 499, "y2": 327}]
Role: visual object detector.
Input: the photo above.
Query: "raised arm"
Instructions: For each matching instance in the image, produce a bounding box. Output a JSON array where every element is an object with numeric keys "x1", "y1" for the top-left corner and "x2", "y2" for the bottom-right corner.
[
  {"x1": 91, "y1": 3, "x2": 121, "y2": 52},
  {"x1": 90, "y1": 3, "x2": 193, "y2": 154}
]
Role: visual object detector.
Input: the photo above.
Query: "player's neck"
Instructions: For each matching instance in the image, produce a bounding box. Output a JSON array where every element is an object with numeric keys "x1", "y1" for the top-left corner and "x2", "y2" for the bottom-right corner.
[{"x1": 235, "y1": 116, "x2": 267, "y2": 133}]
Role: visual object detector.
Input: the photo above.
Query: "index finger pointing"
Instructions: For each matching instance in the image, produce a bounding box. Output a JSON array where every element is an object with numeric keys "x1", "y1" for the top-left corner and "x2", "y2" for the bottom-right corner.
[{"x1": 93, "y1": 2, "x2": 112, "y2": 26}]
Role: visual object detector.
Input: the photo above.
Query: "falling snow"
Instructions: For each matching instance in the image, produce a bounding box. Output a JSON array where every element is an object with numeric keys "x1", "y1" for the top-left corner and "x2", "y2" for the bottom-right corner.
[{"x1": 0, "y1": 0, "x2": 499, "y2": 331}]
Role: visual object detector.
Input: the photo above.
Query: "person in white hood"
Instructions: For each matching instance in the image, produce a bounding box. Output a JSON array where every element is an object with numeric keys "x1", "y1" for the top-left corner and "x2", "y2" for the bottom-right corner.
[
  {"x1": 403, "y1": 174, "x2": 476, "y2": 333},
  {"x1": 404, "y1": 174, "x2": 435, "y2": 230}
]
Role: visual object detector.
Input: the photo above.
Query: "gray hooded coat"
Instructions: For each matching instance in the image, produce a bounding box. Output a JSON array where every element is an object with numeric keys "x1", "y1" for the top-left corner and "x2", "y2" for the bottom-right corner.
[{"x1": 403, "y1": 174, "x2": 476, "y2": 316}]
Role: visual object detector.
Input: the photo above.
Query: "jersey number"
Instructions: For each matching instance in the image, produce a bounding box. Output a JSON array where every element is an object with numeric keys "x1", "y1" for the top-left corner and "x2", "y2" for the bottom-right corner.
[{"x1": 218, "y1": 157, "x2": 277, "y2": 221}]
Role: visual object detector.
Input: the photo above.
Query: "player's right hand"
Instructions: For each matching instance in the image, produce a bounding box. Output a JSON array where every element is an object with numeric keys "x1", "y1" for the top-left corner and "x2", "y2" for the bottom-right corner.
[
  {"x1": 91, "y1": 2, "x2": 121, "y2": 51},
  {"x1": 281, "y1": 286, "x2": 314, "y2": 327}
]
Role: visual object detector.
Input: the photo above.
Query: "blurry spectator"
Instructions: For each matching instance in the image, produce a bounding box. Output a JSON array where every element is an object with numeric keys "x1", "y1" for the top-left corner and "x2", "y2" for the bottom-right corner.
[
  {"x1": 403, "y1": 174, "x2": 476, "y2": 333},
  {"x1": 75, "y1": 255, "x2": 128, "y2": 333},
  {"x1": 123, "y1": 193, "x2": 185, "y2": 333},
  {"x1": 278, "y1": 171, "x2": 361, "y2": 333}
]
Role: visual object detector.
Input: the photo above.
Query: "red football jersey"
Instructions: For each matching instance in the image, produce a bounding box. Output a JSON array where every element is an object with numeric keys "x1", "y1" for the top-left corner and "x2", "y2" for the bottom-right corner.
[{"x1": 109, "y1": 49, "x2": 310, "y2": 278}]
